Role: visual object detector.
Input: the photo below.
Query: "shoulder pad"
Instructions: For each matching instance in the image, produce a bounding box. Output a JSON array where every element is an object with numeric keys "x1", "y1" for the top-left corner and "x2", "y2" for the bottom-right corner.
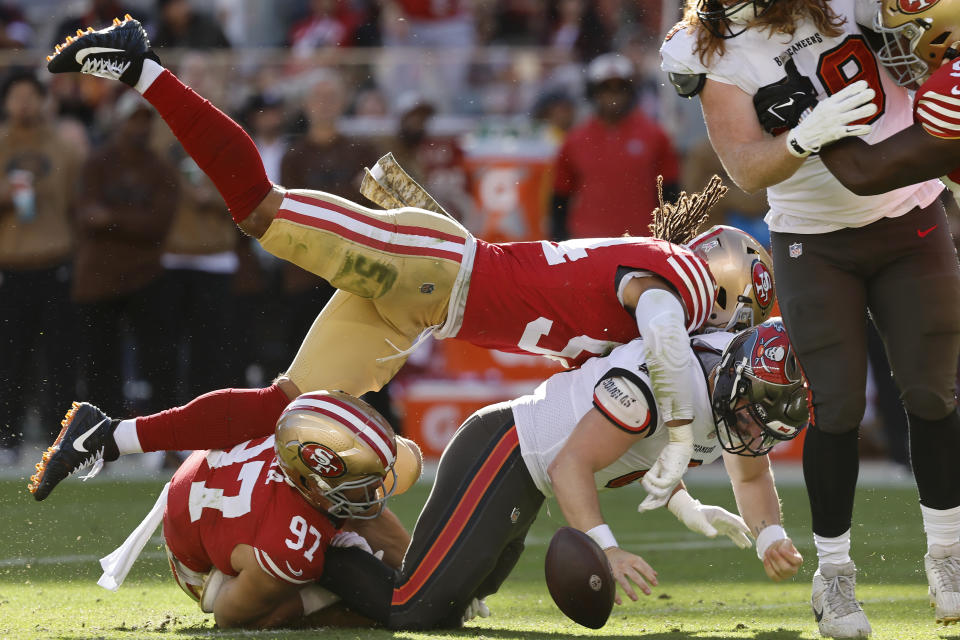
[
  {"x1": 593, "y1": 368, "x2": 658, "y2": 436},
  {"x1": 668, "y1": 71, "x2": 706, "y2": 98},
  {"x1": 916, "y1": 60, "x2": 960, "y2": 140}
]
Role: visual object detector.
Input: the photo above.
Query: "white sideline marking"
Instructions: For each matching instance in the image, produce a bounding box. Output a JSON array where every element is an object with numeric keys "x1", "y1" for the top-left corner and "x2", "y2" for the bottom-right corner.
[
  {"x1": 0, "y1": 551, "x2": 165, "y2": 568},
  {"x1": 0, "y1": 537, "x2": 754, "y2": 569}
]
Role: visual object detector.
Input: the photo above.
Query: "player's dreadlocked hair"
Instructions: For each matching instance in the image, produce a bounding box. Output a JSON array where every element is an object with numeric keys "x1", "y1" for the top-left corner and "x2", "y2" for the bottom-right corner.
[{"x1": 648, "y1": 174, "x2": 727, "y2": 245}]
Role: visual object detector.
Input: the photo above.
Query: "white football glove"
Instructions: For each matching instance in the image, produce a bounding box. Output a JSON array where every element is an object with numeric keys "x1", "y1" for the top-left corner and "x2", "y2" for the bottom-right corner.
[
  {"x1": 666, "y1": 489, "x2": 753, "y2": 549},
  {"x1": 331, "y1": 530, "x2": 373, "y2": 554},
  {"x1": 462, "y1": 597, "x2": 491, "y2": 623},
  {"x1": 638, "y1": 423, "x2": 693, "y2": 511},
  {"x1": 786, "y1": 79, "x2": 877, "y2": 158}
]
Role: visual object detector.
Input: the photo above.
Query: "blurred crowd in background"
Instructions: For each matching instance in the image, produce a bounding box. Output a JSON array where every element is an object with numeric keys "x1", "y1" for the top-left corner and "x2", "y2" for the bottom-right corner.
[{"x1": 0, "y1": 0, "x2": 955, "y2": 468}]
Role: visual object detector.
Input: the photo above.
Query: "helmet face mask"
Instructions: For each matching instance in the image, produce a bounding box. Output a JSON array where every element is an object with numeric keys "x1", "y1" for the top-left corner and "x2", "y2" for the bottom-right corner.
[
  {"x1": 275, "y1": 391, "x2": 398, "y2": 520},
  {"x1": 696, "y1": 0, "x2": 779, "y2": 39},
  {"x1": 875, "y1": 0, "x2": 960, "y2": 87},
  {"x1": 711, "y1": 318, "x2": 808, "y2": 456},
  {"x1": 687, "y1": 225, "x2": 776, "y2": 332}
]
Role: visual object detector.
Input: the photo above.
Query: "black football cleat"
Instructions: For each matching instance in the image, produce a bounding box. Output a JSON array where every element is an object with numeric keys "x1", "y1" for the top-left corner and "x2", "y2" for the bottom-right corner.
[
  {"x1": 46, "y1": 15, "x2": 160, "y2": 87},
  {"x1": 29, "y1": 402, "x2": 120, "y2": 501}
]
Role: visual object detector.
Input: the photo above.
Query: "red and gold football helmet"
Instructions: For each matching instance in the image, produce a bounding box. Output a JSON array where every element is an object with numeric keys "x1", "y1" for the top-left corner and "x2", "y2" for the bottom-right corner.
[
  {"x1": 275, "y1": 391, "x2": 398, "y2": 519},
  {"x1": 687, "y1": 225, "x2": 776, "y2": 332},
  {"x1": 875, "y1": 0, "x2": 960, "y2": 87}
]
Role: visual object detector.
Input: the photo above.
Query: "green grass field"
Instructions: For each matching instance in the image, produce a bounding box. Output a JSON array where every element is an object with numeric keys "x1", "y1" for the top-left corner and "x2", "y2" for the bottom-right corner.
[{"x1": 1, "y1": 467, "x2": 957, "y2": 640}]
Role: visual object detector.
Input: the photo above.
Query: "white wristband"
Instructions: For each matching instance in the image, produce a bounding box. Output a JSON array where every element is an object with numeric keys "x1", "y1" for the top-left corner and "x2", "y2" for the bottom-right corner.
[
  {"x1": 756, "y1": 524, "x2": 788, "y2": 560},
  {"x1": 586, "y1": 524, "x2": 618, "y2": 550}
]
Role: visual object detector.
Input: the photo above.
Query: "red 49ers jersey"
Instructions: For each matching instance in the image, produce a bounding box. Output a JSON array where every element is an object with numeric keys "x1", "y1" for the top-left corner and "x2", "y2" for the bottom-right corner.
[
  {"x1": 163, "y1": 436, "x2": 339, "y2": 586},
  {"x1": 914, "y1": 57, "x2": 960, "y2": 181},
  {"x1": 457, "y1": 237, "x2": 716, "y2": 368}
]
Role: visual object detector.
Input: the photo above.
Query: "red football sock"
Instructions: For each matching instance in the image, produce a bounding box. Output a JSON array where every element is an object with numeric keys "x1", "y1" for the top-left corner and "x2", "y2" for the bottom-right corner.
[
  {"x1": 141, "y1": 70, "x2": 272, "y2": 223},
  {"x1": 136, "y1": 384, "x2": 292, "y2": 452}
]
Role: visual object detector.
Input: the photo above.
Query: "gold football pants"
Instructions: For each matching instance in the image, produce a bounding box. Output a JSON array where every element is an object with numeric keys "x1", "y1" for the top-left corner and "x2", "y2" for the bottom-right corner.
[{"x1": 258, "y1": 189, "x2": 472, "y2": 395}]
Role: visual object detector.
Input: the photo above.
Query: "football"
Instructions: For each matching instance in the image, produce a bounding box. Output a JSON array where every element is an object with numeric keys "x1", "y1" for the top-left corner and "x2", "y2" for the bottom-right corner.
[{"x1": 544, "y1": 526, "x2": 615, "y2": 629}]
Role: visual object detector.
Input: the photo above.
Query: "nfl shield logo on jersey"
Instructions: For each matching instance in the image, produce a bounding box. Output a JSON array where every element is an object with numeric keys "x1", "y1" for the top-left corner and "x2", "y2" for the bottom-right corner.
[{"x1": 789, "y1": 242, "x2": 803, "y2": 258}]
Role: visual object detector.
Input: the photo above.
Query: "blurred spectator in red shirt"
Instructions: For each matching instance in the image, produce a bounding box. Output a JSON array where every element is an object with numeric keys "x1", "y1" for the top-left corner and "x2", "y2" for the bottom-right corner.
[
  {"x1": 288, "y1": 0, "x2": 360, "y2": 53},
  {"x1": 549, "y1": 53, "x2": 679, "y2": 240}
]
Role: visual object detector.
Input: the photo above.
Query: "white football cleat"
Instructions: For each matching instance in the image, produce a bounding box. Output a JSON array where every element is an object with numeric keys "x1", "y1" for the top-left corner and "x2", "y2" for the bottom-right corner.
[
  {"x1": 811, "y1": 561, "x2": 872, "y2": 638},
  {"x1": 926, "y1": 542, "x2": 960, "y2": 625}
]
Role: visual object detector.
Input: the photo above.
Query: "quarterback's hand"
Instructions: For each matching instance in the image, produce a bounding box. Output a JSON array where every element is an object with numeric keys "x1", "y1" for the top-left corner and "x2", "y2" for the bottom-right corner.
[
  {"x1": 638, "y1": 423, "x2": 693, "y2": 511},
  {"x1": 762, "y1": 538, "x2": 803, "y2": 582},
  {"x1": 330, "y1": 531, "x2": 373, "y2": 554},
  {"x1": 667, "y1": 489, "x2": 752, "y2": 549},
  {"x1": 603, "y1": 547, "x2": 658, "y2": 604},
  {"x1": 786, "y1": 80, "x2": 876, "y2": 157},
  {"x1": 753, "y1": 57, "x2": 818, "y2": 135}
]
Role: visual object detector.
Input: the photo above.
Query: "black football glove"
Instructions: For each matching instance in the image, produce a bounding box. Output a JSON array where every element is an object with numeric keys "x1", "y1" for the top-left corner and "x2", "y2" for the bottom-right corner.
[{"x1": 753, "y1": 57, "x2": 818, "y2": 136}]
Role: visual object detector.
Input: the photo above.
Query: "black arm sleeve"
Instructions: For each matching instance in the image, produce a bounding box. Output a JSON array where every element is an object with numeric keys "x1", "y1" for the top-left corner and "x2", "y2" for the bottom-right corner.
[
  {"x1": 316, "y1": 546, "x2": 396, "y2": 624},
  {"x1": 549, "y1": 193, "x2": 570, "y2": 241},
  {"x1": 819, "y1": 124, "x2": 959, "y2": 195}
]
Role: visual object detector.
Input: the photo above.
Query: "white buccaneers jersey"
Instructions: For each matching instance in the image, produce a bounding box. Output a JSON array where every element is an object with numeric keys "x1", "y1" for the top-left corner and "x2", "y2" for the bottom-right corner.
[
  {"x1": 660, "y1": 0, "x2": 942, "y2": 234},
  {"x1": 511, "y1": 333, "x2": 731, "y2": 498}
]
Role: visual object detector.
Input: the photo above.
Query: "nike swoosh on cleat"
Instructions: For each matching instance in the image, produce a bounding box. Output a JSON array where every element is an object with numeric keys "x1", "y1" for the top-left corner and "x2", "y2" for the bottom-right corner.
[
  {"x1": 75, "y1": 47, "x2": 125, "y2": 64},
  {"x1": 74, "y1": 418, "x2": 108, "y2": 453},
  {"x1": 813, "y1": 606, "x2": 824, "y2": 622}
]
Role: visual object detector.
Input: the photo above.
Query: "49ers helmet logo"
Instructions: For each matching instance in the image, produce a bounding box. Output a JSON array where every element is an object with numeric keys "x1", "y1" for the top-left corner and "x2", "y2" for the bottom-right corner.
[
  {"x1": 299, "y1": 443, "x2": 346, "y2": 478},
  {"x1": 752, "y1": 261, "x2": 774, "y2": 309},
  {"x1": 898, "y1": 0, "x2": 940, "y2": 13}
]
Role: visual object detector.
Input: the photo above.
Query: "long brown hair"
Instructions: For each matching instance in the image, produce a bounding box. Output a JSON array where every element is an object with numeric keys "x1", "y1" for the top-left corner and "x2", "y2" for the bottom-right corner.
[{"x1": 680, "y1": 0, "x2": 846, "y2": 65}]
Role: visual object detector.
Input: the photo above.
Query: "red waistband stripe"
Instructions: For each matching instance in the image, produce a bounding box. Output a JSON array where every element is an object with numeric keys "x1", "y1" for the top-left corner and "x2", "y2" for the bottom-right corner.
[{"x1": 391, "y1": 426, "x2": 519, "y2": 606}]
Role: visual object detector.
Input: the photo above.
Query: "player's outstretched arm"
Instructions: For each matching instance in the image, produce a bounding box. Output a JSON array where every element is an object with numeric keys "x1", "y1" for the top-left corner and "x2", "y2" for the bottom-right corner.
[
  {"x1": 548, "y1": 408, "x2": 659, "y2": 603},
  {"x1": 820, "y1": 123, "x2": 959, "y2": 196},
  {"x1": 723, "y1": 451, "x2": 802, "y2": 582},
  {"x1": 622, "y1": 278, "x2": 697, "y2": 511}
]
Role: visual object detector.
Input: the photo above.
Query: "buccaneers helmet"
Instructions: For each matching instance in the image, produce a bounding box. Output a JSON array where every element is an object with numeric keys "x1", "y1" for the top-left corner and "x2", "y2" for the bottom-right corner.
[
  {"x1": 711, "y1": 318, "x2": 808, "y2": 456},
  {"x1": 696, "y1": 0, "x2": 779, "y2": 39},
  {"x1": 687, "y1": 225, "x2": 776, "y2": 332},
  {"x1": 875, "y1": 0, "x2": 960, "y2": 87},
  {"x1": 275, "y1": 391, "x2": 398, "y2": 520}
]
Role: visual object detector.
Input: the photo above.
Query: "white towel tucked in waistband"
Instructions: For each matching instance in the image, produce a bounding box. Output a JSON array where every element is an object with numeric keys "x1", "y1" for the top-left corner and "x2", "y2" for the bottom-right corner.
[{"x1": 97, "y1": 482, "x2": 170, "y2": 592}]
